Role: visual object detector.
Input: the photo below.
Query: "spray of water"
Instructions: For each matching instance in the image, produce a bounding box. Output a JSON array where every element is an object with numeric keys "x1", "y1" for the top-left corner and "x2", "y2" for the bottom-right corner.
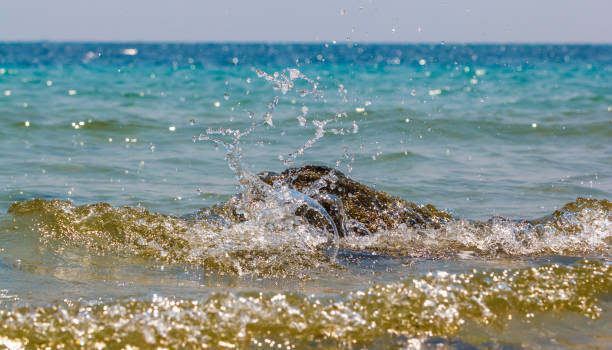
[{"x1": 195, "y1": 68, "x2": 351, "y2": 256}]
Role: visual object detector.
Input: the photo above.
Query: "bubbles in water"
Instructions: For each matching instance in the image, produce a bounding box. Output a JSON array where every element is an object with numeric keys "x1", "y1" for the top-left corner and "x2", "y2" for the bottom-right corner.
[
  {"x1": 297, "y1": 115, "x2": 307, "y2": 126},
  {"x1": 288, "y1": 68, "x2": 300, "y2": 80}
]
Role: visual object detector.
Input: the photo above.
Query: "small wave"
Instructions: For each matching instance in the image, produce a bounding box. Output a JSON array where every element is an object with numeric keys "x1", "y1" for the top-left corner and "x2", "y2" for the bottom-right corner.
[
  {"x1": 6, "y1": 195, "x2": 611, "y2": 278},
  {"x1": 0, "y1": 261, "x2": 608, "y2": 348},
  {"x1": 342, "y1": 197, "x2": 611, "y2": 257},
  {"x1": 8, "y1": 199, "x2": 334, "y2": 277}
]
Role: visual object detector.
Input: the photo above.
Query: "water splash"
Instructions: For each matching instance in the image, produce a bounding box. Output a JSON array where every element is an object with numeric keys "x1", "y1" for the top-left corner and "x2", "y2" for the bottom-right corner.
[{"x1": 194, "y1": 68, "x2": 351, "y2": 256}]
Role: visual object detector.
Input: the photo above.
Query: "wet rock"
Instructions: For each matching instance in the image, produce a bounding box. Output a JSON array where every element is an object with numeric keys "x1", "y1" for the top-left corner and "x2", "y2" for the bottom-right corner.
[{"x1": 258, "y1": 165, "x2": 453, "y2": 236}]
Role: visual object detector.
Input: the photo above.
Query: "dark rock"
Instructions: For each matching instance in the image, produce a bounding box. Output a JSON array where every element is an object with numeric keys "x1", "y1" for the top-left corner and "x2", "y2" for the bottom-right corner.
[{"x1": 258, "y1": 165, "x2": 453, "y2": 236}]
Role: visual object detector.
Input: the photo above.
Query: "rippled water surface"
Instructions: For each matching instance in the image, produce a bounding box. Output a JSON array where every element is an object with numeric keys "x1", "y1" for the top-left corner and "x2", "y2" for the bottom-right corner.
[{"x1": 0, "y1": 43, "x2": 611, "y2": 349}]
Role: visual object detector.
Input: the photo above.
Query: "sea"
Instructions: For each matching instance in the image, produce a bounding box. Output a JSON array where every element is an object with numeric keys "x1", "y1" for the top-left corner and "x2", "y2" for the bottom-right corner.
[{"x1": 0, "y1": 43, "x2": 610, "y2": 349}]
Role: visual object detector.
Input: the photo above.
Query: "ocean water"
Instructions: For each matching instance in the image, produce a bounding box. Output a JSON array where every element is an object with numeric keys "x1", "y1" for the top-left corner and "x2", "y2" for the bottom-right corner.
[{"x1": 0, "y1": 43, "x2": 611, "y2": 349}]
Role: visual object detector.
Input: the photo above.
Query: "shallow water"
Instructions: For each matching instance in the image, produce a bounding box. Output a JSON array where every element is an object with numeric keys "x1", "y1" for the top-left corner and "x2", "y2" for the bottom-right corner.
[{"x1": 0, "y1": 43, "x2": 611, "y2": 348}]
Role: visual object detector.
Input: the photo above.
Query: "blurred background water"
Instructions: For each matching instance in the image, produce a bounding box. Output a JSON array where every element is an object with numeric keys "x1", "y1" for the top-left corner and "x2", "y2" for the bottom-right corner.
[{"x1": 1, "y1": 43, "x2": 610, "y2": 220}]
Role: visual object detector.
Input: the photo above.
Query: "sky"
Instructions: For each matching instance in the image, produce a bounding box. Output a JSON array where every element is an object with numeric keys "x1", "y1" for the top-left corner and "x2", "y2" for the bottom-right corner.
[{"x1": 1, "y1": 0, "x2": 610, "y2": 43}]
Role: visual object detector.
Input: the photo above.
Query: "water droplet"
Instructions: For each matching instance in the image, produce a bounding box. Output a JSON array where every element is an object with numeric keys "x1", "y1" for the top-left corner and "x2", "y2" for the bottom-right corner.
[
  {"x1": 122, "y1": 48, "x2": 138, "y2": 56},
  {"x1": 297, "y1": 116, "x2": 306, "y2": 126}
]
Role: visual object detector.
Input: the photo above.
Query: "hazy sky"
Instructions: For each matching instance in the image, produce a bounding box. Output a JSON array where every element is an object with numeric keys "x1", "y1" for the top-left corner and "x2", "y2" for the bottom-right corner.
[{"x1": 1, "y1": 0, "x2": 610, "y2": 43}]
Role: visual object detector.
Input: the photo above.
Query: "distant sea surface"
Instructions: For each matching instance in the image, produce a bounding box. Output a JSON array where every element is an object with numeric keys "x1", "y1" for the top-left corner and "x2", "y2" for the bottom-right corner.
[{"x1": 0, "y1": 43, "x2": 610, "y2": 349}]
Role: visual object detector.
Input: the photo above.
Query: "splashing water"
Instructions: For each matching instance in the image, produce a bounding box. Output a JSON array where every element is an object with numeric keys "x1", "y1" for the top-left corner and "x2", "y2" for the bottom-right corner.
[{"x1": 194, "y1": 68, "x2": 349, "y2": 257}]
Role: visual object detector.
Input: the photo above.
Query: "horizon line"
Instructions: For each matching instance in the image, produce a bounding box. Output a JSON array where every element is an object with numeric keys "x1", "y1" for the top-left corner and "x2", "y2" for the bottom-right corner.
[{"x1": 1, "y1": 40, "x2": 611, "y2": 46}]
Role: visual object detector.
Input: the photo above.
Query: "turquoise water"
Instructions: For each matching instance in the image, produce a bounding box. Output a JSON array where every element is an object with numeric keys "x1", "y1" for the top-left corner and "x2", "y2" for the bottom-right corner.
[{"x1": 0, "y1": 43, "x2": 611, "y2": 348}]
